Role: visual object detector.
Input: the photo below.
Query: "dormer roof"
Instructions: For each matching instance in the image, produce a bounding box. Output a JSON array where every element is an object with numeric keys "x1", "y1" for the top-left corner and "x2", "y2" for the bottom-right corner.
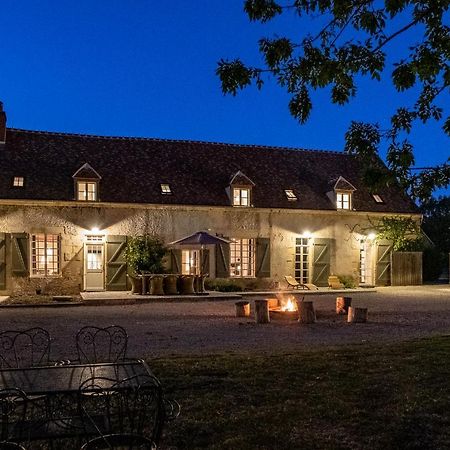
[
  {"x1": 229, "y1": 170, "x2": 255, "y2": 186},
  {"x1": 333, "y1": 176, "x2": 356, "y2": 192},
  {"x1": 72, "y1": 163, "x2": 101, "y2": 180}
]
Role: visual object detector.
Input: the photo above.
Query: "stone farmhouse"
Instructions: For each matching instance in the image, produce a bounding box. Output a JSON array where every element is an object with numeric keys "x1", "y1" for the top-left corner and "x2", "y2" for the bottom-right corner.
[{"x1": 0, "y1": 102, "x2": 419, "y2": 295}]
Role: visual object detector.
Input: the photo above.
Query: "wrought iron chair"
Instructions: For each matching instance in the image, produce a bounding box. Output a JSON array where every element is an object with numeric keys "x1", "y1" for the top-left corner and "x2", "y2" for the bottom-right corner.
[
  {"x1": 0, "y1": 442, "x2": 27, "y2": 449},
  {"x1": 75, "y1": 326, "x2": 128, "y2": 364},
  {"x1": 0, "y1": 328, "x2": 50, "y2": 368},
  {"x1": 78, "y1": 374, "x2": 164, "y2": 449},
  {"x1": 0, "y1": 388, "x2": 47, "y2": 447}
]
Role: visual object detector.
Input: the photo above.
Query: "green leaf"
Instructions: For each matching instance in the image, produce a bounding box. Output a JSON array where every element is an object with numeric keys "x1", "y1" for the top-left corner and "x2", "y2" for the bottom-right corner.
[
  {"x1": 288, "y1": 86, "x2": 312, "y2": 124},
  {"x1": 216, "y1": 59, "x2": 255, "y2": 96},
  {"x1": 392, "y1": 64, "x2": 416, "y2": 91},
  {"x1": 259, "y1": 37, "x2": 294, "y2": 68},
  {"x1": 443, "y1": 116, "x2": 450, "y2": 136},
  {"x1": 244, "y1": 0, "x2": 282, "y2": 22}
]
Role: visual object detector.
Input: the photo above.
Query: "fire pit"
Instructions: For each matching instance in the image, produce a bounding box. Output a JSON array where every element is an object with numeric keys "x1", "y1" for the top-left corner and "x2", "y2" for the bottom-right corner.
[{"x1": 268, "y1": 296, "x2": 299, "y2": 320}]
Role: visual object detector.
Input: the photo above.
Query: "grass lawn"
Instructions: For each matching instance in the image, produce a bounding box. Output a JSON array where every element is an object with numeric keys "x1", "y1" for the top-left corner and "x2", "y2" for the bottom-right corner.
[{"x1": 153, "y1": 336, "x2": 450, "y2": 450}]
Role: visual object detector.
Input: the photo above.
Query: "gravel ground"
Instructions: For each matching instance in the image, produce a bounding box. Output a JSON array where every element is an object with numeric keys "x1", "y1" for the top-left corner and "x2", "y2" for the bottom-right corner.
[{"x1": 1, "y1": 285, "x2": 449, "y2": 360}]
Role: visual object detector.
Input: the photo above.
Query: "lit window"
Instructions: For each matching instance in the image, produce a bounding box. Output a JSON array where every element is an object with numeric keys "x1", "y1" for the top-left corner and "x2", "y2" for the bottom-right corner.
[
  {"x1": 233, "y1": 188, "x2": 250, "y2": 207},
  {"x1": 161, "y1": 184, "x2": 171, "y2": 194},
  {"x1": 31, "y1": 234, "x2": 60, "y2": 276},
  {"x1": 285, "y1": 189, "x2": 297, "y2": 201},
  {"x1": 230, "y1": 238, "x2": 255, "y2": 277},
  {"x1": 372, "y1": 194, "x2": 383, "y2": 203},
  {"x1": 182, "y1": 250, "x2": 200, "y2": 275},
  {"x1": 13, "y1": 177, "x2": 24, "y2": 187},
  {"x1": 336, "y1": 192, "x2": 351, "y2": 210},
  {"x1": 77, "y1": 181, "x2": 97, "y2": 201}
]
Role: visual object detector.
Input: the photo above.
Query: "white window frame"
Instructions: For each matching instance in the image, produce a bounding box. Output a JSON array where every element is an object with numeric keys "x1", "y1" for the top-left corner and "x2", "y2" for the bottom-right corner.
[
  {"x1": 336, "y1": 191, "x2": 351, "y2": 210},
  {"x1": 77, "y1": 180, "x2": 98, "y2": 201},
  {"x1": 181, "y1": 249, "x2": 200, "y2": 275},
  {"x1": 285, "y1": 189, "x2": 297, "y2": 201},
  {"x1": 161, "y1": 184, "x2": 172, "y2": 194},
  {"x1": 232, "y1": 187, "x2": 250, "y2": 207},
  {"x1": 13, "y1": 176, "x2": 24, "y2": 187},
  {"x1": 372, "y1": 194, "x2": 384, "y2": 203},
  {"x1": 30, "y1": 234, "x2": 61, "y2": 277},
  {"x1": 230, "y1": 238, "x2": 255, "y2": 277}
]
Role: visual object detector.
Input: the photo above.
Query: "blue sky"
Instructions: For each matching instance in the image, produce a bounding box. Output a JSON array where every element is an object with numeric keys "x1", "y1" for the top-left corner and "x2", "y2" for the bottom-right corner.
[{"x1": 1, "y1": 0, "x2": 448, "y2": 194}]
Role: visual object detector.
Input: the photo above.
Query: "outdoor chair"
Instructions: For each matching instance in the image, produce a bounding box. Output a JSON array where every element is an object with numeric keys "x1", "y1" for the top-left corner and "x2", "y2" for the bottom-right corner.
[
  {"x1": 284, "y1": 276, "x2": 318, "y2": 291},
  {"x1": 0, "y1": 442, "x2": 27, "y2": 450},
  {"x1": 78, "y1": 374, "x2": 165, "y2": 448},
  {"x1": 0, "y1": 328, "x2": 50, "y2": 368},
  {"x1": 75, "y1": 326, "x2": 128, "y2": 364}
]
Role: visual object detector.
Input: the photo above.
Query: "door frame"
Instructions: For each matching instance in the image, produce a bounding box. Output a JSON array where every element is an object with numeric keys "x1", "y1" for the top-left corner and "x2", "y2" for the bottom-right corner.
[{"x1": 83, "y1": 235, "x2": 105, "y2": 291}]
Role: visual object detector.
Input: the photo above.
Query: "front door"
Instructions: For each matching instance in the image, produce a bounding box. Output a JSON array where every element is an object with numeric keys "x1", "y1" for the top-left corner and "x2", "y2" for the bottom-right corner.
[{"x1": 84, "y1": 235, "x2": 105, "y2": 291}]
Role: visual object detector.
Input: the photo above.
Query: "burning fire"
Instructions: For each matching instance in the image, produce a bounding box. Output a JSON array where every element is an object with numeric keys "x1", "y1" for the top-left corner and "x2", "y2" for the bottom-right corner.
[{"x1": 281, "y1": 297, "x2": 297, "y2": 312}]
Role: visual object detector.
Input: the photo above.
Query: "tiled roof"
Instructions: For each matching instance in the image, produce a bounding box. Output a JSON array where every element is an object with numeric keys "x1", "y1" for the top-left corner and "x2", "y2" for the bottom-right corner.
[{"x1": 0, "y1": 128, "x2": 418, "y2": 213}]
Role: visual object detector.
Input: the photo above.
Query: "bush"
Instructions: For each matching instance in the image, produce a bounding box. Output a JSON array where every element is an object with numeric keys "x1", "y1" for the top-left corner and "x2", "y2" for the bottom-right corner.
[
  {"x1": 124, "y1": 235, "x2": 167, "y2": 274},
  {"x1": 204, "y1": 278, "x2": 243, "y2": 292},
  {"x1": 337, "y1": 275, "x2": 357, "y2": 289}
]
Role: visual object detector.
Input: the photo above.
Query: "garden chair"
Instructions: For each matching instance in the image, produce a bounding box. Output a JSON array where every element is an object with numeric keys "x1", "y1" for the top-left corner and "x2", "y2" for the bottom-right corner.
[
  {"x1": 75, "y1": 326, "x2": 128, "y2": 364},
  {"x1": 0, "y1": 328, "x2": 50, "y2": 368},
  {"x1": 284, "y1": 276, "x2": 318, "y2": 291},
  {"x1": 328, "y1": 275, "x2": 344, "y2": 289},
  {"x1": 78, "y1": 374, "x2": 165, "y2": 449}
]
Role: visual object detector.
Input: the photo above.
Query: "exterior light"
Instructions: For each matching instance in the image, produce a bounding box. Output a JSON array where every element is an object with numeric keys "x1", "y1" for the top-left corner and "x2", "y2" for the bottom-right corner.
[
  {"x1": 303, "y1": 231, "x2": 312, "y2": 238},
  {"x1": 367, "y1": 233, "x2": 376, "y2": 240},
  {"x1": 91, "y1": 227, "x2": 100, "y2": 233}
]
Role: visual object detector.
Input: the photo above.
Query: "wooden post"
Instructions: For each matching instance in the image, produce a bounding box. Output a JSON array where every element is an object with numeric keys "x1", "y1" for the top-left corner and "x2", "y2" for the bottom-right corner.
[
  {"x1": 255, "y1": 300, "x2": 270, "y2": 324},
  {"x1": 235, "y1": 301, "x2": 250, "y2": 318},
  {"x1": 347, "y1": 307, "x2": 368, "y2": 323},
  {"x1": 297, "y1": 300, "x2": 316, "y2": 324},
  {"x1": 336, "y1": 296, "x2": 352, "y2": 315}
]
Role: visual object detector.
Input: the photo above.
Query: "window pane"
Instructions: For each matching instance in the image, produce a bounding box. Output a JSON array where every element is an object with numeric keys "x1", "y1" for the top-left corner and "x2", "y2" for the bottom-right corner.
[
  {"x1": 230, "y1": 238, "x2": 255, "y2": 277},
  {"x1": 31, "y1": 234, "x2": 60, "y2": 276}
]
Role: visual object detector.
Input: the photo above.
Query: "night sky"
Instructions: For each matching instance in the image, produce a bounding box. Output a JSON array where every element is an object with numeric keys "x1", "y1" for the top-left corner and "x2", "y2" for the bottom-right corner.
[{"x1": 1, "y1": 1, "x2": 448, "y2": 194}]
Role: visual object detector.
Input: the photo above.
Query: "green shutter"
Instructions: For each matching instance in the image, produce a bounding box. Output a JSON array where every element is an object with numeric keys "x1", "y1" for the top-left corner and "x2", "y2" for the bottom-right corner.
[
  {"x1": 312, "y1": 238, "x2": 331, "y2": 287},
  {"x1": 0, "y1": 233, "x2": 6, "y2": 289},
  {"x1": 11, "y1": 233, "x2": 29, "y2": 276},
  {"x1": 169, "y1": 249, "x2": 182, "y2": 274},
  {"x1": 201, "y1": 249, "x2": 210, "y2": 276},
  {"x1": 106, "y1": 235, "x2": 127, "y2": 291},
  {"x1": 376, "y1": 240, "x2": 392, "y2": 286},
  {"x1": 215, "y1": 242, "x2": 230, "y2": 278},
  {"x1": 255, "y1": 238, "x2": 270, "y2": 278}
]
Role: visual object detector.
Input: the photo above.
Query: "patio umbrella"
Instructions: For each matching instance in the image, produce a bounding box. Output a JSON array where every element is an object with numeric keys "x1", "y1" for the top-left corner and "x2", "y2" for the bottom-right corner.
[{"x1": 168, "y1": 231, "x2": 231, "y2": 277}]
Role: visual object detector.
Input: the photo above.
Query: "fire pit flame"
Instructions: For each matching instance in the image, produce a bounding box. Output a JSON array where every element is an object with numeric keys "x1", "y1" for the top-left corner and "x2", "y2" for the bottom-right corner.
[{"x1": 281, "y1": 297, "x2": 297, "y2": 312}]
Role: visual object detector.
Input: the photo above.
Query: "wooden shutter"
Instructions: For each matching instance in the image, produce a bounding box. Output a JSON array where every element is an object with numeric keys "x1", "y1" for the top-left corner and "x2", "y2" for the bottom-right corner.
[
  {"x1": 255, "y1": 238, "x2": 270, "y2": 278},
  {"x1": 11, "y1": 233, "x2": 29, "y2": 276},
  {"x1": 201, "y1": 249, "x2": 210, "y2": 276},
  {"x1": 0, "y1": 233, "x2": 6, "y2": 289},
  {"x1": 215, "y1": 242, "x2": 230, "y2": 278},
  {"x1": 376, "y1": 240, "x2": 392, "y2": 286},
  {"x1": 169, "y1": 249, "x2": 182, "y2": 274},
  {"x1": 312, "y1": 238, "x2": 331, "y2": 287},
  {"x1": 106, "y1": 235, "x2": 127, "y2": 291}
]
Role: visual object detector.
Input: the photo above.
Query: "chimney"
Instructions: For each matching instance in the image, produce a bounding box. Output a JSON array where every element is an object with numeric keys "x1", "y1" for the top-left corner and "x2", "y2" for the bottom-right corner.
[{"x1": 0, "y1": 102, "x2": 6, "y2": 144}]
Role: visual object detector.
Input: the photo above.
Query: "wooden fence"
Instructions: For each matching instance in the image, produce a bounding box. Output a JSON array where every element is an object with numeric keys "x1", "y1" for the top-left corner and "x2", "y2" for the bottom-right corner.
[{"x1": 391, "y1": 251, "x2": 422, "y2": 286}]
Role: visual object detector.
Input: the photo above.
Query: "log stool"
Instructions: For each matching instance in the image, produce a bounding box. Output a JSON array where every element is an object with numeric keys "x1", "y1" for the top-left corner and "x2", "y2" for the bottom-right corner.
[
  {"x1": 336, "y1": 296, "x2": 352, "y2": 315},
  {"x1": 164, "y1": 274, "x2": 178, "y2": 295},
  {"x1": 347, "y1": 306, "x2": 368, "y2": 323},
  {"x1": 297, "y1": 300, "x2": 316, "y2": 324},
  {"x1": 179, "y1": 275, "x2": 195, "y2": 295},
  {"x1": 255, "y1": 299, "x2": 270, "y2": 324},
  {"x1": 235, "y1": 301, "x2": 250, "y2": 318}
]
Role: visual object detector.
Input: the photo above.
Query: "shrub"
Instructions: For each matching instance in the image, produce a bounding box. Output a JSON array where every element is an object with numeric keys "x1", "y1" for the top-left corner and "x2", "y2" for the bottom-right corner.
[
  {"x1": 204, "y1": 278, "x2": 243, "y2": 292},
  {"x1": 124, "y1": 235, "x2": 167, "y2": 274},
  {"x1": 337, "y1": 275, "x2": 357, "y2": 289},
  {"x1": 423, "y1": 247, "x2": 446, "y2": 282}
]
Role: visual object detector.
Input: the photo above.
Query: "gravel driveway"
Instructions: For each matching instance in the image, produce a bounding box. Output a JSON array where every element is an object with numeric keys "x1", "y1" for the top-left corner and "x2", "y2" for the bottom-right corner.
[{"x1": 1, "y1": 285, "x2": 449, "y2": 359}]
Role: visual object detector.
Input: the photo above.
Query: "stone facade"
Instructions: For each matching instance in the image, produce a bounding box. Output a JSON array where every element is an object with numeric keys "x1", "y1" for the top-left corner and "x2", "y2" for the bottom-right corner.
[{"x1": 0, "y1": 200, "x2": 419, "y2": 295}]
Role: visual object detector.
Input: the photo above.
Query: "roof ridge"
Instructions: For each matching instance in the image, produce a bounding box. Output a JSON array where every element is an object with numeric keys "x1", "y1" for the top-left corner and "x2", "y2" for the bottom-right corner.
[{"x1": 7, "y1": 127, "x2": 347, "y2": 156}]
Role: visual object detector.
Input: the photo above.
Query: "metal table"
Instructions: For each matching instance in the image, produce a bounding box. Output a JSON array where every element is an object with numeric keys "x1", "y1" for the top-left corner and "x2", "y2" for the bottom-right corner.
[{"x1": 0, "y1": 360, "x2": 163, "y2": 447}]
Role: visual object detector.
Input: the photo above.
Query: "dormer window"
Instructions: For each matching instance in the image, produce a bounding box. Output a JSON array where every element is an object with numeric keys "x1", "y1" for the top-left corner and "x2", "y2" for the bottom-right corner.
[
  {"x1": 161, "y1": 184, "x2": 172, "y2": 194},
  {"x1": 72, "y1": 163, "x2": 101, "y2": 202},
  {"x1": 13, "y1": 176, "x2": 24, "y2": 187},
  {"x1": 372, "y1": 194, "x2": 384, "y2": 203},
  {"x1": 336, "y1": 192, "x2": 351, "y2": 210},
  {"x1": 285, "y1": 189, "x2": 297, "y2": 201},
  {"x1": 333, "y1": 176, "x2": 356, "y2": 211},
  {"x1": 229, "y1": 170, "x2": 255, "y2": 208},
  {"x1": 77, "y1": 181, "x2": 97, "y2": 201},
  {"x1": 233, "y1": 188, "x2": 250, "y2": 206}
]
